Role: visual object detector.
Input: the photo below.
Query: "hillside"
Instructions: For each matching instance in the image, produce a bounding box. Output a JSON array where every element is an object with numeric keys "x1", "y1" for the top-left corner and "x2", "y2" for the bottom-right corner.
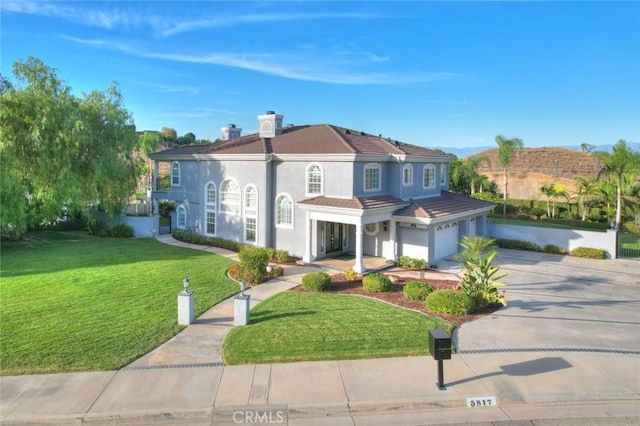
[{"x1": 467, "y1": 147, "x2": 601, "y2": 200}]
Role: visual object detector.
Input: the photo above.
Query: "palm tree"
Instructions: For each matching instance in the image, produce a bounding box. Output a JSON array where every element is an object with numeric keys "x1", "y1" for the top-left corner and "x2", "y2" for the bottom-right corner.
[
  {"x1": 495, "y1": 134, "x2": 524, "y2": 218},
  {"x1": 464, "y1": 156, "x2": 491, "y2": 195},
  {"x1": 593, "y1": 140, "x2": 640, "y2": 230},
  {"x1": 574, "y1": 175, "x2": 599, "y2": 221},
  {"x1": 550, "y1": 182, "x2": 570, "y2": 218},
  {"x1": 540, "y1": 181, "x2": 555, "y2": 218},
  {"x1": 453, "y1": 235, "x2": 497, "y2": 265}
]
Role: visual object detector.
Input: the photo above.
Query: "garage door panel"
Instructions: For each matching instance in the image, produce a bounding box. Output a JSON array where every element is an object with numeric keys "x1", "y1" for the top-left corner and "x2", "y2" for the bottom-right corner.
[{"x1": 435, "y1": 222, "x2": 458, "y2": 260}]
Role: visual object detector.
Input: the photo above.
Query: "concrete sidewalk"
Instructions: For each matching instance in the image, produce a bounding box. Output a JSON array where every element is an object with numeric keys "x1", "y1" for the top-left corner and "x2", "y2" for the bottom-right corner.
[{"x1": 1, "y1": 239, "x2": 639, "y2": 425}]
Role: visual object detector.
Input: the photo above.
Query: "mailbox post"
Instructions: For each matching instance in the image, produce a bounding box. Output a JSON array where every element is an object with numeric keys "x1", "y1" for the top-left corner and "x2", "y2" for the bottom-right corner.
[{"x1": 429, "y1": 329, "x2": 451, "y2": 390}]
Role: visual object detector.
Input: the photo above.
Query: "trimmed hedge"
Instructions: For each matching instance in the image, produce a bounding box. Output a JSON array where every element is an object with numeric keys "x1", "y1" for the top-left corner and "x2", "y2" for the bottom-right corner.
[
  {"x1": 301, "y1": 272, "x2": 331, "y2": 292},
  {"x1": 109, "y1": 223, "x2": 134, "y2": 238},
  {"x1": 543, "y1": 244, "x2": 567, "y2": 255},
  {"x1": 425, "y1": 290, "x2": 476, "y2": 315},
  {"x1": 397, "y1": 256, "x2": 426, "y2": 270},
  {"x1": 495, "y1": 238, "x2": 542, "y2": 252},
  {"x1": 362, "y1": 273, "x2": 392, "y2": 293},
  {"x1": 402, "y1": 281, "x2": 434, "y2": 301},
  {"x1": 570, "y1": 246, "x2": 608, "y2": 259},
  {"x1": 172, "y1": 229, "x2": 244, "y2": 252}
]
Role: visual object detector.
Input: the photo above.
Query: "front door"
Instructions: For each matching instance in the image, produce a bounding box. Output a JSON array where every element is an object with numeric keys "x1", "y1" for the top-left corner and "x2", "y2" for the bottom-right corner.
[{"x1": 326, "y1": 222, "x2": 343, "y2": 254}]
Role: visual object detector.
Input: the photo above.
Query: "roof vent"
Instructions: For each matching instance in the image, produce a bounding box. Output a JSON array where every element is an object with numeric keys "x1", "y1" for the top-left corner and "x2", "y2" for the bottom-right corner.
[
  {"x1": 360, "y1": 131, "x2": 365, "y2": 136},
  {"x1": 221, "y1": 123, "x2": 242, "y2": 140},
  {"x1": 345, "y1": 129, "x2": 351, "y2": 134}
]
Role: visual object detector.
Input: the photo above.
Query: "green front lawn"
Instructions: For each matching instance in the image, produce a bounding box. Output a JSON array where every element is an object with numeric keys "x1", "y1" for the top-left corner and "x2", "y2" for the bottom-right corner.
[
  {"x1": 0, "y1": 232, "x2": 238, "y2": 375},
  {"x1": 222, "y1": 292, "x2": 453, "y2": 365}
]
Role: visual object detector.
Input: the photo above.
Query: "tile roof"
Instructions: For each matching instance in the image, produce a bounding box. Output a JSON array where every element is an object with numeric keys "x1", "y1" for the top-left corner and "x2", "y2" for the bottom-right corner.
[
  {"x1": 298, "y1": 195, "x2": 406, "y2": 210},
  {"x1": 150, "y1": 124, "x2": 453, "y2": 158},
  {"x1": 393, "y1": 191, "x2": 495, "y2": 220}
]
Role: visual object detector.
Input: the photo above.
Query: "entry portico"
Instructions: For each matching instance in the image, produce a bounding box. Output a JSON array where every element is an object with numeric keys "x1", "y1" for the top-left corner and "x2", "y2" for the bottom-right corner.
[{"x1": 297, "y1": 195, "x2": 408, "y2": 273}]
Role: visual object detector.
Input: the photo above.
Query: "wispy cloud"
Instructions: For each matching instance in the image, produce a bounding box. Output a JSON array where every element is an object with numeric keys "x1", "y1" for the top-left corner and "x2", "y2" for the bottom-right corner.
[
  {"x1": 4, "y1": 2, "x2": 384, "y2": 38},
  {"x1": 161, "y1": 12, "x2": 384, "y2": 37},
  {"x1": 138, "y1": 82, "x2": 201, "y2": 96},
  {"x1": 2, "y1": 1, "x2": 160, "y2": 31},
  {"x1": 65, "y1": 36, "x2": 460, "y2": 85}
]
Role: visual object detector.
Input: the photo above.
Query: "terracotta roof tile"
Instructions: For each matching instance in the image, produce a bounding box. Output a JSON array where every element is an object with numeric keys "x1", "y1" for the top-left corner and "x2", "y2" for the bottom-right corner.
[
  {"x1": 298, "y1": 195, "x2": 406, "y2": 210},
  {"x1": 394, "y1": 191, "x2": 495, "y2": 220},
  {"x1": 151, "y1": 124, "x2": 454, "y2": 158}
]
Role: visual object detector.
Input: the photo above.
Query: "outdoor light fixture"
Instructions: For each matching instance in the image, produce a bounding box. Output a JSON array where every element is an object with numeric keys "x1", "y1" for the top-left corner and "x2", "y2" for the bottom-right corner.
[
  {"x1": 183, "y1": 277, "x2": 189, "y2": 293},
  {"x1": 266, "y1": 265, "x2": 273, "y2": 274},
  {"x1": 239, "y1": 280, "x2": 246, "y2": 296}
]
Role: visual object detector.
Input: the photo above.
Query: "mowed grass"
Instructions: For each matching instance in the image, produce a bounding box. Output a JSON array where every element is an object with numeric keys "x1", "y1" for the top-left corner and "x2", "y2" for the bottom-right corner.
[
  {"x1": 223, "y1": 292, "x2": 453, "y2": 365},
  {"x1": 0, "y1": 232, "x2": 238, "y2": 375}
]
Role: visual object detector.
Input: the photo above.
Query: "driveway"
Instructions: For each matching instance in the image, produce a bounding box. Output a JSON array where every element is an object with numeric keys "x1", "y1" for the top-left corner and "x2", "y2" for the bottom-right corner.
[{"x1": 455, "y1": 249, "x2": 640, "y2": 353}]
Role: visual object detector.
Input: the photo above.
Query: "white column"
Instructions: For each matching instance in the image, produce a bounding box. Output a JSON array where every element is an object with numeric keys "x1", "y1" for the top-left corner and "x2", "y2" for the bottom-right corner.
[
  {"x1": 302, "y1": 212, "x2": 313, "y2": 263},
  {"x1": 389, "y1": 220, "x2": 397, "y2": 261},
  {"x1": 353, "y1": 222, "x2": 365, "y2": 273}
]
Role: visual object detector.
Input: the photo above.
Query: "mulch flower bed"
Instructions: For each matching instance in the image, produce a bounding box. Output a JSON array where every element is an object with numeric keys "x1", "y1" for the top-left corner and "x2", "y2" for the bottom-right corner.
[{"x1": 289, "y1": 272, "x2": 503, "y2": 326}]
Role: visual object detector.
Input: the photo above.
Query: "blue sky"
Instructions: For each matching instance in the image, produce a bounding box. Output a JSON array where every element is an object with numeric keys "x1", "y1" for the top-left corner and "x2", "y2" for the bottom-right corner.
[{"x1": 2, "y1": 1, "x2": 639, "y2": 150}]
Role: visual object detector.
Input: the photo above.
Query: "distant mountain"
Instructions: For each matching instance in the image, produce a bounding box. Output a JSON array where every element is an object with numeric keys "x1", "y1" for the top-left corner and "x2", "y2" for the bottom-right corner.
[{"x1": 437, "y1": 142, "x2": 639, "y2": 159}]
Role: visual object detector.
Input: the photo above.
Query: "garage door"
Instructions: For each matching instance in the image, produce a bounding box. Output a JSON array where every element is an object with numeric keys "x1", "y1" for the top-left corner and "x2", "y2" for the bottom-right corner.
[{"x1": 434, "y1": 222, "x2": 459, "y2": 260}]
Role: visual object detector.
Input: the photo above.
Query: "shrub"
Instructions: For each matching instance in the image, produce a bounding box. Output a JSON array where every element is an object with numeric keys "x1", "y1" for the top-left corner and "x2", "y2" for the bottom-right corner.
[
  {"x1": 301, "y1": 272, "x2": 331, "y2": 292},
  {"x1": 403, "y1": 281, "x2": 434, "y2": 300},
  {"x1": 570, "y1": 247, "x2": 608, "y2": 259},
  {"x1": 362, "y1": 273, "x2": 392, "y2": 293},
  {"x1": 543, "y1": 244, "x2": 566, "y2": 255},
  {"x1": 268, "y1": 265, "x2": 285, "y2": 278},
  {"x1": 425, "y1": 290, "x2": 476, "y2": 315},
  {"x1": 397, "y1": 256, "x2": 426, "y2": 270},
  {"x1": 344, "y1": 268, "x2": 358, "y2": 282},
  {"x1": 109, "y1": 223, "x2": 134, "y2": 238},
  {"x1": 495, "y1": 238, "x2": 541, "y2": 252},
  {"x1": 86, "y1": 217, "x2": 108, "y2": 237},
  {"x1": 239, "y1": 246, "x2": 270, "y2": 284},
  {"x1": 228, "y1": 264, "x2": 242, "y2": 280},
  {"x1": 172, "y1": 230, "x2": 244, "y2": 252},
  {"x1": 274, "y1": 249, "x2": 290, "y2": 264}
]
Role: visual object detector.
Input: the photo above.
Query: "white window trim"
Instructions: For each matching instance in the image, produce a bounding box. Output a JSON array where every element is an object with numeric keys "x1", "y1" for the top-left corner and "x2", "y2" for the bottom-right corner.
[
  {"x1": 171, "y1": 162, "x2": 181, "y2": 187},
  {"x1": 177, "y1": 205, "x2": 186, "y2": 229},
  {"x1": 423, "y1": 164, "x2": 436, "y2": 189},
  {"x1": 403, "y1": 164, "x2": 413, "y2": 186},
  {"x1": 220, "y1": 178, "x2": 241, "y2": 216},
  {"x1": 275, "y1": 193, "x2": 294, "y2": 229},
  {"x1": 244, "y1": 185, "x2": 258, "y2": 244},
  {"x1": 306, "y1": 163, "x2": 324, "y2": 196},
  {"x1": 440, "y1": 164, "x2": 447, "y2": 185},
  {"x1": 363, "y1": 163, "x2": 381, "y2": 192},
  {"x1": 204, "y1": 182, "x2": 216, "y2": 236}
]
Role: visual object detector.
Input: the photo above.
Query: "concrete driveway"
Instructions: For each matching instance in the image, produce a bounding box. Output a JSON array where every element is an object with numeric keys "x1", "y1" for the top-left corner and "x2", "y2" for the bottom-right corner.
[{"x1": 455, "y1": 248, "x2": 640, "y2": 353}]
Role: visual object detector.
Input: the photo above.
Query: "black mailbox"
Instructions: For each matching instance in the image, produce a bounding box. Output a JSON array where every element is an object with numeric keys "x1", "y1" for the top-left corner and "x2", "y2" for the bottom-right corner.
[{"x1": 429, "y1": 329, "x2": 451, "y2": 360}]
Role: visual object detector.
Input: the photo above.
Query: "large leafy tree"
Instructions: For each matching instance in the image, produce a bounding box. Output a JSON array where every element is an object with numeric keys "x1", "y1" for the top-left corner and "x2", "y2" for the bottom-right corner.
[
  {"x1": 593, "y1": 140, "x2": 640, "y2": 230},
  {"x1": 0, "y1": 57, "x2": 142, "y2": 238},
  {"x1": 495, "y1": 134, "x2": 524, "y2": 218}
]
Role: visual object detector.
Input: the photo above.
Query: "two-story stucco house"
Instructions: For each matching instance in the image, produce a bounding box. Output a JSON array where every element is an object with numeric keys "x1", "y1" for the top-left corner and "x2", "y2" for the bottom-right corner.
[{"x1": 149, "y1": 111, "x2": 494, "y2": 272}]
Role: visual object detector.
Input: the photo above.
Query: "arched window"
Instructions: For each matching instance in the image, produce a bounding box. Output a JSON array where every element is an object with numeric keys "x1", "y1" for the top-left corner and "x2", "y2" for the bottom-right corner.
[
  {"x1": 364, "y1": 163, "x2": 381, "y2": 192},
  {"x1": 423, "y1": 164, "x2": 436, "y2": 189},
  {"x1": 204, "y1": 182, "x2": 216, "y2": 235},
  {"x1": 220, "y1": 178, "x2": 240, "y2": 214},
  {"x1": 177, "y1": 205, "x2": 186, "y2": 229},
  {"x1": 275, "y1": 194, "x2": 293, "y2": 228},
  {"x1": 306, "y1": 163, "x2": 323, "y2": 195},
  {"x1": 244, "y1": 185, "x2": 258, "y2": 243},
  {"x1": 171, "y1": 162, "x2": 181, "y2": 186},
  {"x1": 403, "y1": 164, "x2": 413, "y2": 186}
]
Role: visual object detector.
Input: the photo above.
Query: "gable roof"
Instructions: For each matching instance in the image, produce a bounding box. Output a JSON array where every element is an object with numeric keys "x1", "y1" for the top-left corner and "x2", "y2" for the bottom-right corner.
[
  {"x1": 150, "y1": 124, "x2": 452, "y2": 159},
  {"x1": 393, "y1": 191, "x2": 495, "y2": 221}
]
